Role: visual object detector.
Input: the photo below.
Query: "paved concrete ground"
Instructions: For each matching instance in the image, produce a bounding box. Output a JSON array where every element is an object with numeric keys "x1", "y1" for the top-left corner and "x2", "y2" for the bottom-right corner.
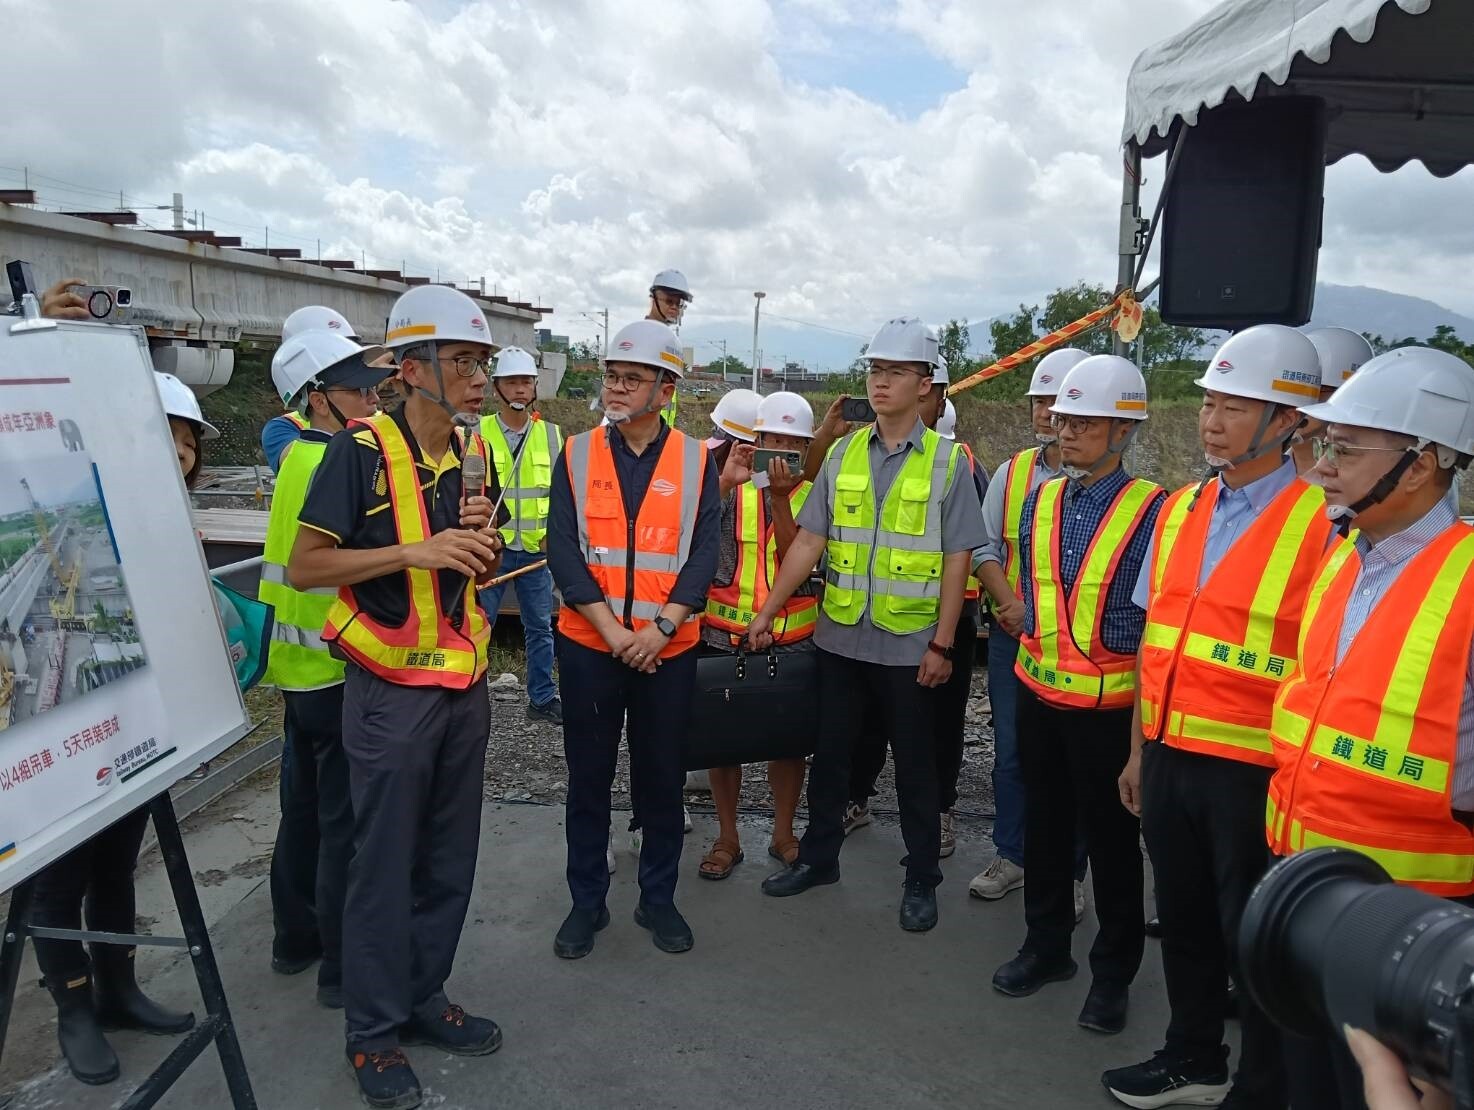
[{"x1": 3, "y1": 790, "x2": 1187, "y2": 1110}]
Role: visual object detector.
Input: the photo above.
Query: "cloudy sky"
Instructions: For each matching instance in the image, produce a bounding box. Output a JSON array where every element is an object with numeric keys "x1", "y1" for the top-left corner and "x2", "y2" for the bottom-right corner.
[{"x1": 3, "y1": 0, "x2": 1472, "y2": 365}]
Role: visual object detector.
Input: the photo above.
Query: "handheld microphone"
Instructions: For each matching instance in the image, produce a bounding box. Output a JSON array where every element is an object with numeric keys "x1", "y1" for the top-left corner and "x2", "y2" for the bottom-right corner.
[{"x1": 462, "y1": 451, "x2": 487, "y2": 500}]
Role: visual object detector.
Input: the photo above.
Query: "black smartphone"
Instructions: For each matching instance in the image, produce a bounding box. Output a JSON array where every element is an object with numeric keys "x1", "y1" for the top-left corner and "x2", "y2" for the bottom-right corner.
[
  {"x1": 752, "y1": 448, "x2": 802, "y2": 473},
  {"x1": 6, "y1": 260, "x2": 37, "y2": 305},
  {"x1": 840, "y1": 396, "x2": 876, "y2": 423}
]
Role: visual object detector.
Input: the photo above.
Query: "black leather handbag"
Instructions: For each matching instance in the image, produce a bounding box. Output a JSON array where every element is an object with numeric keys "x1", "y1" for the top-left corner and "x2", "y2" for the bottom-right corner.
[{"x1": 683, "y1": 647, "x2": 818, "y2": 771}]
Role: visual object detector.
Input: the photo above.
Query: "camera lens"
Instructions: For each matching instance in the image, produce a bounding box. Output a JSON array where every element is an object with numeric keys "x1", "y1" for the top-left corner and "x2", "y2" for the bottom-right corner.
[
  {"x1": 115, "y1": 288, "x2": 132, "y2": 307},
  {"x1": 1240, "y1": 847, "x2": 1474, "y2": 1087},
  {"x1": 86, "y1": 290, "x2": 113, "y2": 319}
]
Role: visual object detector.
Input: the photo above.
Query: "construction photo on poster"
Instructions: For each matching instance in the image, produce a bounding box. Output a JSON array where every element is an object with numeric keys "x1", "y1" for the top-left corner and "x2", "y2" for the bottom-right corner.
[{"x1": 0, "y1": 450, "x2": 148, "y2": 742}]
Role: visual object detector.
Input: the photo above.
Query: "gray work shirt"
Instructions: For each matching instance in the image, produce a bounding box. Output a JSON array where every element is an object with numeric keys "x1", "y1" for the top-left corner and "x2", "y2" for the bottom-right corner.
[{"x1": 795, "y1": 419, "x2": 987, "y2": 667}]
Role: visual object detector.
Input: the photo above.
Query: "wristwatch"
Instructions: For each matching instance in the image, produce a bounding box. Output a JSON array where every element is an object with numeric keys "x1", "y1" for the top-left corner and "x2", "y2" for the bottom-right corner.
[
  {"x1": 653, "y1": 616, "x2": 677, "y2": 638},
  {"x1": 927, "y1": 640, "x2": 954, "y2": 660}
]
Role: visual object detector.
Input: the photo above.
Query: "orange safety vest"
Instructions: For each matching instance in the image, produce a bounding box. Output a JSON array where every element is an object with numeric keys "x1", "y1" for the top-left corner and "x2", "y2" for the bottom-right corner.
[
  {"x1": 322, "y1": 414, "x2": 491, "y2": 690},
  {"x1": 284, "y1": 411, "x2": 309, "y2": 430},
  {"x1": 558, "y1": 426, "x2": 706, "y2": 659},
  {"x1": 705, "y1": 481, "x2": 818, "y2": 645},
  {"x1": 1015, "y1": 474, "x2": 1160, "y2": 710},
  {"x1": 1266, "y1": 523, "x2": 1474, "y2": 896},
  {"x1": 959, "y1": 443, "x2": 981, "y2": 602},
  {"x1": 1138, "y1": 477, "x2": 1332, "y2": 768}
]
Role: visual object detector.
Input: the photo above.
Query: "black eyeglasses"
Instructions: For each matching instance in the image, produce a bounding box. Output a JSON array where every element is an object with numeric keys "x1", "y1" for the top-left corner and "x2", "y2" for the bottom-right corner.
[{"x1": 438, "y1": 355, "x2": 491, "y2": 378}]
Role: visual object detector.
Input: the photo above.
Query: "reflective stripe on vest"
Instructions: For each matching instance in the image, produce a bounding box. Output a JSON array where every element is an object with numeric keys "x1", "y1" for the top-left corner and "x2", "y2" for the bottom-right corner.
[
  {"x1": 820, "y1": 426, "x2": 959, "y2": 636},
  {"x1": 1265, "y1": 524, "x2": 1474, "y2": 896},
  {"x1": 321, "y1": 415, "x2": 490, "y2": 689},
  {"x1": 260, "y1": 437, "x2": 344, "y2": 691},
  {"x1": 1015, "y1": 475, "x2": 1159, "y2": 710},
  {"x1": 557, "y1": 426, "x2": 706, "y2": 658},
  {"x1": 479, "y1": 415, "x2": 561, "y2": 550},
  {"x1": 285, "y1": 410, "x2": 309, "y2": 430},
  {"x1": 705, "y1": 481, "x2": 818, "y2": 644},
  {"x1": 1001, "y1": 447, "x2": 1040, "y2": 596},
  {"x1": 1137, "y1": 478, "x2": 1332, "y2": 766},
  {"x1": 959, "y1": 443, "x2": 981, "y2": 601}
]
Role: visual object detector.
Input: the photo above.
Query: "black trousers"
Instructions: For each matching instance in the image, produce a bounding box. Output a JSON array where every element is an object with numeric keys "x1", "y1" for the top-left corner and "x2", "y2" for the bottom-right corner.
[
  {"x1": 1018, "y1": 690, "x2": 1143, "y2": 984},
  {"x1": 800, "y1": 648, "x2": 942, "y2": 887},
  {"x1": 1142, "y1": 742, "x2": 1286, "y2": 1104},
  {"x1": 29, "y1": 806, "x2": 152, "y2": 979},
  {"x1": 848, "y1": 607, "x2": 976, "y2": 812},
  {"x1": 270, "y1": 684, "x2": 353, "y2": 988},
  {"x1": 559, "y1": 634, "x2": 696, "y2": 909},
  {"x1": 340, "y1": 666, "x2": 490, "y2": 1052}
]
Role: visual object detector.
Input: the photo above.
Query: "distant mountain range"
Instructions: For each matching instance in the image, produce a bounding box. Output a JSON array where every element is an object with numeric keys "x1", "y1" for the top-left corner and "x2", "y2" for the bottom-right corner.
[{"x1": 680, "y1": 283, "x2": 1474, "y2": 372}]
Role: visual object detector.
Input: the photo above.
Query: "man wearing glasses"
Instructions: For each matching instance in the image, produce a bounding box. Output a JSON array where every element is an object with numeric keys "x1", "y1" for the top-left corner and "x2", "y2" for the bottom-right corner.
[
  {"x1": 1259, "y1": 346, "x2": 1474, "y2": 1110},
  {"x1": 290, "y1": 285, "x2": 507, "y2": 1109},
  {"x1": 748, "y1": 316, "x2": 984, "y2": 933},
  {"x1": 647, "y1": 269, "x2": 692, "y2": 426},
  {"x1": 990, "y1": 354, "x2": 1163, "y2": 1036},
  {"x1": 1105, "y1": 325, "x2": 1331, "y2": 1108},
  {"x1": 548, "y1": 319, "x2": 720, "y2": 960}
]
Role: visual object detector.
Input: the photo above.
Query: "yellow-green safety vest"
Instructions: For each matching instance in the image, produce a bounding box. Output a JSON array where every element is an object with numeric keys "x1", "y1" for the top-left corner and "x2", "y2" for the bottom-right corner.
[
  {"x1": 662, "y1": 392, "x2": 680, "y2": 427},
  {"x1": 821, "y1": 425, "x2": 960, "y2": 635},
  {"x1": 260, "y1": 436, "x2": 344, "y2": 691},
  {"x1": 479, "y1": 415, "x2": 563, "y2": 551}
]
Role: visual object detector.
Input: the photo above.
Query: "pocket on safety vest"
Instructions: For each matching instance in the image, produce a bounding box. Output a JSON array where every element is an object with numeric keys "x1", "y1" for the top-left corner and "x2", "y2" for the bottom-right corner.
[
  {"x1": 834, "y1": 473, "x2": 868, "y2": 525},
  {"x1": 893, "y1": 477, "x2": 932, "y2": 535},
  {"x1": 881, "y1": 550, "x2": 941, "y2": 617}
]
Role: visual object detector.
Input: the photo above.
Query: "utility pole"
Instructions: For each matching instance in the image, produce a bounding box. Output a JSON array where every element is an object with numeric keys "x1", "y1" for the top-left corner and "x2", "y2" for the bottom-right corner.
[
  {"x1": 172, "y1": 193, "x2": 184, "y2": 230},
  {"x1": 751, "y1": 291, "x2": 766, "y2": 392}
]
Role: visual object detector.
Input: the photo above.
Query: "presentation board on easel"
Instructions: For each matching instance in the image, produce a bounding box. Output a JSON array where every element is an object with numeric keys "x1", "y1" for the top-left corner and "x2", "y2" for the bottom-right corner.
[{"x1": 0, "y1": 317, "x2": 251, "y2": 892}]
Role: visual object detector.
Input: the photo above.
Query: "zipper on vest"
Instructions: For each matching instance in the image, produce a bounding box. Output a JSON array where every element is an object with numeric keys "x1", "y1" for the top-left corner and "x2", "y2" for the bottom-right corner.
[{"x1": 624, "y1": 518, "x2": 636, "y2": 629}]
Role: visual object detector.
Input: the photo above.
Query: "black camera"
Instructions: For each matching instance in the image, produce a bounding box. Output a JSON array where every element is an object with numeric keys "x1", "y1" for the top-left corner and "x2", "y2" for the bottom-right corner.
[{"x1": 1239, "y1": 847, "x2": 1474, "y2": 1108}]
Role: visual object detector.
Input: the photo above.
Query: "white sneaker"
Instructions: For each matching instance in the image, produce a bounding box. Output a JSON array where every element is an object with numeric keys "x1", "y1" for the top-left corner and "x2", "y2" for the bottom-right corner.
[
  {"x1": 969, "y1": 856, "x2": 1024, "y2": 900},
  {"x1": 607, "y1": 832, "x2": 617, "y2": 875},
  {"x1": 940, "y1": 810, "x2": 956, "y2": 858},
  {"x1": 1074, "y1": 879, "x2": 1086, "y2": 923},
  {"x1": 683, "y1": 805, "x2": 693, "y2": 834},
  {"x1": 842, "y1": 802, "x2": 871, "y2": 836}
]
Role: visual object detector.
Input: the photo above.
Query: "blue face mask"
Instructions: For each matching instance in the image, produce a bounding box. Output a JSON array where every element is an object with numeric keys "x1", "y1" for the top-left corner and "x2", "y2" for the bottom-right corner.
[{"x1": 210, "y1": 579, "x2": 273, "y2": 692}]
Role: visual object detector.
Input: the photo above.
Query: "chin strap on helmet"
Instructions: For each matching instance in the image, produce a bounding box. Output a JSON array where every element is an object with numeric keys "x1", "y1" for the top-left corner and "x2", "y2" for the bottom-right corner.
[
  {"x1": 1327, "y1": 444, "x2": 1427, "y2": 537},
  {"x1": 1063, "y1": 421, "x2": 1140, "y2": 482},
  {"x1": 408, "y1": 341, "x2": 464, "y2": 424}
]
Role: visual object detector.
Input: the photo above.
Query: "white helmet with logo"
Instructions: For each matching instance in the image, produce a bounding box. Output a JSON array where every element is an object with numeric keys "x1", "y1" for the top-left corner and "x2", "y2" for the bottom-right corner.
[
  {"x1": 650, "y1": 269, "x2": 693, "y2": 302},
  {"x1": 1050, "y1": 355, "x2": 1149, "y2": 421},
  {"x1": 932, "y1": 353, "x2": 950, "y2": 386},
  {"x1": 1306, "y1": 327, "x2": 1375, "y2": 392},
  {"x1": 281, "y1": 305, "x2": 359, "y2": 344},
  {"x1": 155, "y1": 372, "x2": 220, "y2": 440},
  {"x1": 710, "y1": 388, "x2": 761, "y2": 443},
  {"x1": 937, "y1": 399, "x2": 958, "y2": 440},
  {"x1": 607, "y1": 319, "x2": 687, "y2": 378},
  {"x1": 493, "y1": 346, "x2": 539, "y2": 379},
  {"x1": 272, "y1": 331, "x2": 389, "y2": 407},
  {"x1": 863, "y1": 317, "x2": 939, "y2": 369},
  {"x1": 1194, "y1": 325, "x2": 1323, "y2": 406},
  {"x1": 1301, "y1": 346, "x2": 1474, "y2": 469},
  {"x1": 1029, "y1": 348, "x2": 1088, "y2": 397},
  {"x1": 384, "y1": 285, "x2": 495, "y2": 351},
  {"x1": 754, "y1": 391, "x2": 815, "y2": 439}
]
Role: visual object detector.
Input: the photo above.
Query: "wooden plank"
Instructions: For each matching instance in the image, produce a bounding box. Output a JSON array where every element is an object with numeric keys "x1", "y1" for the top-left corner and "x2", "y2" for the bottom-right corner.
[
  {"x1": 191, "y1": 507, "x2": 269, "y2": 546},
  {"x1": 0, "y1": 190, "x2": 37, "y2": 204}
]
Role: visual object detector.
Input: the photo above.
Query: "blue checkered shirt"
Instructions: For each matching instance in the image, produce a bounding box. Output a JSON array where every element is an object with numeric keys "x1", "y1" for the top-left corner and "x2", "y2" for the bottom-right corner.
[
  {"x1": 1337, "y1": 500, "x2": 1474, "y2": 808},
  {"x1": 1018, "y1": 466, "x2": 1165, "y2": 657}
]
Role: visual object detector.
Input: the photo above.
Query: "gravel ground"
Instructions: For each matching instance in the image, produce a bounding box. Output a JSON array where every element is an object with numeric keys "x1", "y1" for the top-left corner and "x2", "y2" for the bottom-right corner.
[{"x1": 481, "y1": 656, "x2": 1000, "y2": 836}]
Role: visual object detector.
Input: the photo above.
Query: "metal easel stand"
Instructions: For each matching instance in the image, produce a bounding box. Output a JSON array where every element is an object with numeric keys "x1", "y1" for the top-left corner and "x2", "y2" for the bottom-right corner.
[{"x1": 0, "y1": 793, "x2": 256, "y2": 1109}]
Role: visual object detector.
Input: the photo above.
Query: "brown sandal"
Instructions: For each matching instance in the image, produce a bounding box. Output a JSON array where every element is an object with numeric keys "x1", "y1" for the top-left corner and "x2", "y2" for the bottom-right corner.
[
  {"x1": 698, "y1": 839, "x2": 744, "y2": 881},
  {"x1": 767, "y1": 837, "x2": 800, "y2": 865}
]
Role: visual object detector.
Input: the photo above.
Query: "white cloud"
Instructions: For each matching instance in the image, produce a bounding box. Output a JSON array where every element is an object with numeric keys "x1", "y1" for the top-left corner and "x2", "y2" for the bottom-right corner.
[{"x1": 2, "y1": 0, "x2": 1472, "y2": 364}]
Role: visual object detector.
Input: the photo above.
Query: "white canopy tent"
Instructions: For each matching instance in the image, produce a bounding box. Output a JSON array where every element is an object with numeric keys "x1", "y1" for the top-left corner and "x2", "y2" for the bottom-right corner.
[{"x1": 1112, "y1": 0, "x2": 1474, "y2": 341}]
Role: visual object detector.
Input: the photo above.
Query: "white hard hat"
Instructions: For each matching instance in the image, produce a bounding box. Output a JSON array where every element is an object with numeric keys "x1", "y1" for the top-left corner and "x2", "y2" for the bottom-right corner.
[
  {"x1": 863, "y1": 317, "x2": 939, "y2": 369},
  {"x1": 1029, "y1": 348, "x2": 1089, "y2": 397},
  {"x1": 271, "y1": 331, "x2": 388, "y2": 407},
  {"x1": 384, "y1": 285, "x2": 495, "y2": 350},
  {"x1": 1051, "y1": 355, "x2": 1149, "y2": 421},
  {"x1": 282, "y1": 305, "x2": 359, "y2": 343},
  {"x1": 710, "y1": 388, "x2": 761, "y2": 443},
  {"x1": 607, "y1": 319, "x2": 687, "y2": 378},
  {"x1": 493, "y1": 346, "x2": 538, "y2": 379},
  {"x1": 650, "y1": 269, "x2": 693, "y2": 301},
  {"x1": 1194, "y1": 325, "x2": 1323, "y2": 406},
  {"x1": 932, "y1": 353, "x2": 950, "y2": 385},
  {"x1": 754, "y1": 391, "x2": 815, "y2": 439},
  {"x1": 1306, "y1": 327, "x2": 1375, "y2": 391},
  {"x1": 155, "y1": 372, "x2": 220, "y2": 440},
  {"x1": 937, "y1": 399, "x2": 958, "y2": 440},
  {"x1": 1301, "y1": 346, "x2": 1474, "y2": 467}
]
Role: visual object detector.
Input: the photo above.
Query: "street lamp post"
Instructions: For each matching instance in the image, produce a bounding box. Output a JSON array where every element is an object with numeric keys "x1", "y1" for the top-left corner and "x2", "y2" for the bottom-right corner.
[{"x1": 751, "y1": 291, "x2": 766, "y2": 392}]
